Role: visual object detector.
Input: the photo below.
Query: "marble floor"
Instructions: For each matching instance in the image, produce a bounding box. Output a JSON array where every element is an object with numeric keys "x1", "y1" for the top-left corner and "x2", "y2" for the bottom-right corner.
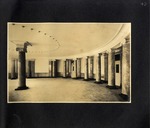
[{"x1": 8, "y1": 78, "x2": 126, "y2": 103}]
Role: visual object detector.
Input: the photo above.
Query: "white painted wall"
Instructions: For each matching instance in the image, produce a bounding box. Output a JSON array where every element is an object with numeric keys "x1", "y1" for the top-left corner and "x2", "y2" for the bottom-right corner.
[
  {"x1": 8, "y1": 59, "x2": 11, "y2": 73},
  {"x1": 35, "y1": 57, "x2": 49, "y2": 73},
  {"x1": 81, "y1": 58, "x2": 85, "y2": 73}
]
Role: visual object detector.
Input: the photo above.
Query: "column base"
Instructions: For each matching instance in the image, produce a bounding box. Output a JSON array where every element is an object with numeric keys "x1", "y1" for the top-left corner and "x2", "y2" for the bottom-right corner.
[
  {"x1": 72, "y1": 77, "x2": 77, "y2": 79},
  {"x1": 106, "y1": 85, "x2": 118, "y2": 89},
  {"x1": 83, "y1": 79, "x2": 89, "y2": 81},
  {"x1": 11, "y1": 78, "x2": 17, "y2": 80},
  {"x1": 15, "y1": 86, "x2": 29, "y2": 91},
  {"x1": 62, "y1": 76, "x2": 67, "y2": 78},
  {"x1": 102, "y1": 80, "x2": 108, "y2": 83},
  {"x1": 88, "y1": 78, "x2": 95, "y2": 80},
  {"x1": 119, "y1": 93, "x2": 129, "y2": 101},
  {"x1": 94, "y1": 81, "x2": 103, "y2": 84},
  {"x1": 76, "y1": 77, "x2": 82, "y2": 79},
  {"x1": 72, "y1": 77, "x2": 82, "y2": 79}
]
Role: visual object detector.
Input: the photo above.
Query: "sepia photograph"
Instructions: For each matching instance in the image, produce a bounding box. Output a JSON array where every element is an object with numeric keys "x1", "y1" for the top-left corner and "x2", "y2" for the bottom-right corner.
[
  {"x1": 1, "y1": 0, "x2": 149, "y2": 127},
  {"x1": 7, "y1": 23, "x2": 131, "y2": 103}
]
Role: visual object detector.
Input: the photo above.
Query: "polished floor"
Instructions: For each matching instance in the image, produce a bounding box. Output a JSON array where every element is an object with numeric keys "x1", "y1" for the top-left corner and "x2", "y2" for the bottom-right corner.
[{"x1": 8, "y1": 78, "x2": 125, "y2": 103}]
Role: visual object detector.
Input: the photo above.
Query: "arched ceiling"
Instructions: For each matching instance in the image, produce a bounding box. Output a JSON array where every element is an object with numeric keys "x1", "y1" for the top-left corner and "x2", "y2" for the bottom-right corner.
[{"x1": 8, "y1": 23, "x2": 124, "y2": 59}]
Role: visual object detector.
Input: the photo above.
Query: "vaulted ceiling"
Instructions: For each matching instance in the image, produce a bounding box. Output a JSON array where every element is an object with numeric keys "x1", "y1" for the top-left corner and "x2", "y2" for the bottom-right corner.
[{"x1": 8, "y1": 23, "x2": 125, "y2": 59}]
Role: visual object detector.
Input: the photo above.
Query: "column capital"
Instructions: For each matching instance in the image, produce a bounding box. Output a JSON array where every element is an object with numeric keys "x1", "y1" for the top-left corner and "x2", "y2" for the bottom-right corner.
[
  {"x1": 86, "y1": 56, "x2": 93, "y2": 58},
  {"x1": 125, "y1": 35, "x2": 130, "y2": 43},
  {"x1": 73, "y1": 58, "x2": 77, "y2": 61},
  {"x1": 98, "y1": 53, "x2": 102, "y2": 56},
  {"x1": 16, "y1": 41, "x2": 32, "y2": 52},
  {"x1": 85, "y1": 56, "x2": 89, "y2": 59},
  {"x1": 107, "y1": 48, "x2": 115, "y2": 53},
  {"x1": 95, "y1": 53, "x2": 102, "y2": 57},
  {"x1": 103, "y1": 52, "x2": 108, "y2": 56},
  {"x1": 16, "y1": 47, "x2": 26, "y2": 52}
]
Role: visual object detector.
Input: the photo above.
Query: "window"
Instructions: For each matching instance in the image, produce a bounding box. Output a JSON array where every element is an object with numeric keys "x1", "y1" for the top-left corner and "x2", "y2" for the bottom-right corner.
[
  {"x1": 115, "y1": 54, "x2": 120, "y2": 60},
  {"x1": 116, "y1": 64, "x2": 119, "y2": 73}
]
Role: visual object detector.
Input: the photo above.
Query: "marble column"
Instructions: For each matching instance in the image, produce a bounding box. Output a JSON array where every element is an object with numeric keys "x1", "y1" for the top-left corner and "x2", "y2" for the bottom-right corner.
[
  {"x1": 49, "y1": 60, "x2": 52, "y2": 77},
  {"x1": 84, "y1": 57, "x2": 88, "y2": 80},
  {"x1": 11, "y1": 59, "x2": 16, "y2": 79},
  {"x1": 26, "y1": 60, "x2": 35, "y2": 78},
  {"x1": 122, "y1": 37, "x2": 130, "y2": 97},
  {"x1": 15, "y1": 59, "x2": 18, "y2": 78},
  {"x1": 108, "y1": 49, "x2": 115, "y2": 87},
  {"x1": 15, "y1": 42, "x2": 31, "y2": 90},
  {"x1": 95, "y1": 53, "x2": 102, "y2": 83},
  {"x1": 31, "y1": 60, "x2": 35, "y2": 77},
  {"x1": 88, "y1": 56, "x2": 94, "y2": 79},
  {"x1": 15, "y1": 51, "x2": 28, "y2": 90},
  {"x1": 63, "y1": 60, "x2": 66, "y2": 77},
  {"x1": 104, "y1": 53, "x2": 108, "y2": 82},
  {"x1": 77, "y1": 58, "x2": 81, "y2": 78},
  {"x1": 52, "y1": 60, "x2": 56, "y2": 77},
  {"x1": 66, "y1": 59, "x2": 69, "y2": 77},
  {"x1": 26, "y1": 60, "x2": 31, "y2": 78},
  {"x1": 120, "y1": 51, "x2": 122, "y2": 86},
  {"x1": 68, "y1": 60, "x2": 72, "y2": 77}
]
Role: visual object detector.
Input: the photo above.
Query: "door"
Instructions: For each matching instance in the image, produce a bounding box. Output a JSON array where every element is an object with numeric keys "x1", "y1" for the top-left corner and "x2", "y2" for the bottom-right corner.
[{"x1": 115, "y1": 61, "x2": 120, "y2": 86}]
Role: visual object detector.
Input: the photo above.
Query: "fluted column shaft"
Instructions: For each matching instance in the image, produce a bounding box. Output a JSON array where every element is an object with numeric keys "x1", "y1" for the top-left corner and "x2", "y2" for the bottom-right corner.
[
  {"x1": 88, "y1": 56, "x2": 94, "y2": 79},
  {"x1": 95, "y1": 54, "x2": 102, "y2": 83},
  {"x1": 52, "y1": 60, "x2": 56, "y2": 77},
  {"x1": 84, "y1": 57, "x2": 88, "y2": 80},
  {"x1": 15, "y1": 51, "x2": 28, "y2": 90},
  {"x1": 108, "y1": 50, "x2": 115, "y2": 86},
  {"x1": 77, "y1": 58, "x2": 81, "y2": 78},
  {"x1": 122, "y1": 38, "x2": 130, "y2": 96},
  {"x1": 63, "y1": 60, "x2": 66, "y2": 77},
  {"x1": 104, "y1": 53, "x2": 108, "y2": 82}
]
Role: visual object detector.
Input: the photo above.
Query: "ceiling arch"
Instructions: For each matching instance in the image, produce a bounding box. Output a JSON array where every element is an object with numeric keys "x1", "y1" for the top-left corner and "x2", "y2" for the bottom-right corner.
[{"x1": 8, "y1": 23, "x2": 130, "y2": 59}]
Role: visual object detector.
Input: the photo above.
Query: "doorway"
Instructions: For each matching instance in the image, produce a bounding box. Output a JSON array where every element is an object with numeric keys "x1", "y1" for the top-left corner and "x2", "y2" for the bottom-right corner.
[{"x1": 115, "y1": 54, "x2": 121, "y2": 87}]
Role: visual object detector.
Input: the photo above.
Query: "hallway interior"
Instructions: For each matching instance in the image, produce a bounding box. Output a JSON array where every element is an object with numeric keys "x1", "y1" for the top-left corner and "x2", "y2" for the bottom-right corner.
[
  {"x1": 8, "y1": 78, "x2": 125, "y2": 102},
  {"x1": 8, "y1": 23, "x2": 131, "y2": 103}
]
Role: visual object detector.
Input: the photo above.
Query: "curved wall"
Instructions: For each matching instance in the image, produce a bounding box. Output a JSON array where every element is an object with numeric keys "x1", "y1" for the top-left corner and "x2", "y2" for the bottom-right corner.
[{"x1": 8, "y1": 23, "x2": 131, "y2": 98}]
